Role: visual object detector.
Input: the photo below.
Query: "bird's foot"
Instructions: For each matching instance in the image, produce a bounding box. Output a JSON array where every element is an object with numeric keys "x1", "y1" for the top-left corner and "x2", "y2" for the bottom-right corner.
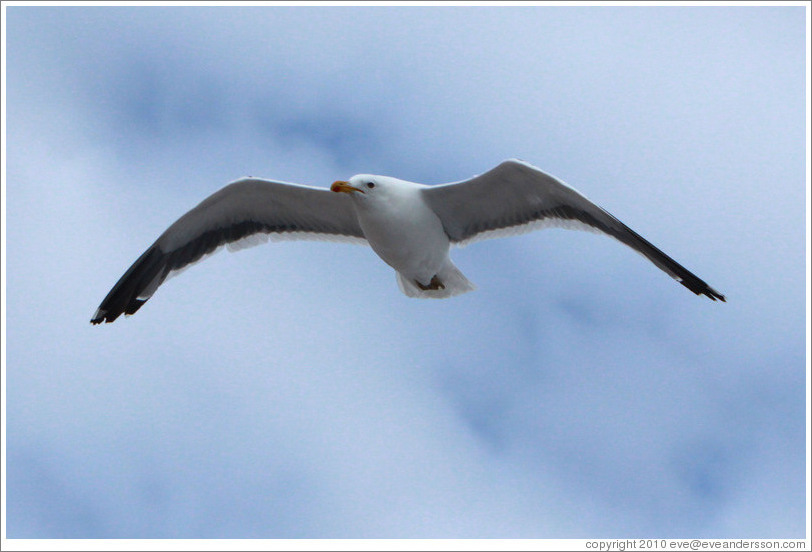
[{"x1": 416, "y1": 275, "x2": 445, "y2": 291}]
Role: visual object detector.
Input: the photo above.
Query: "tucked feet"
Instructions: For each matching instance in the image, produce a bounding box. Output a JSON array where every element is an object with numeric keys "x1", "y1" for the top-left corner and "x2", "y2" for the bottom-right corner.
[{"x1": 416, "y1": 275, "x2": 446, "y2": 291}]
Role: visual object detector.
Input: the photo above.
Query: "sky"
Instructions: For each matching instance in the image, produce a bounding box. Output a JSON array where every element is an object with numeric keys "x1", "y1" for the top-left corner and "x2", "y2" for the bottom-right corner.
[{"x1": 3, "y1": 3, "x2": 809, "y2": 542}]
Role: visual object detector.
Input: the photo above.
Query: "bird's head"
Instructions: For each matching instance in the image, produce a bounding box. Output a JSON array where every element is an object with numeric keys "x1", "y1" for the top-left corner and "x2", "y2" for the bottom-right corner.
[
  {"x1": 331, "y1": 175, "x2": 405, "y2": 206},
  {"x1": 331, "y1": 175, "x2": 421, "y2": 212}
]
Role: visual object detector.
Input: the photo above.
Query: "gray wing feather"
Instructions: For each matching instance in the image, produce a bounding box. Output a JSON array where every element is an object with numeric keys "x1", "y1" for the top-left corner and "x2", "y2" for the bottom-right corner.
[
  {"x1": 421, "y1": 159, "x2": 725, "y2": 301},
  {"x1": 91, "y1": 179, "x2": 364, "y2": 324}
]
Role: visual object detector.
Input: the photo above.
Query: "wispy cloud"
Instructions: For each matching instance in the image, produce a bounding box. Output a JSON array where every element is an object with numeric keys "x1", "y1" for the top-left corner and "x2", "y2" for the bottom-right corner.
[{"x1": 4, "y1": 5, "x2": 806, "y2": 539}]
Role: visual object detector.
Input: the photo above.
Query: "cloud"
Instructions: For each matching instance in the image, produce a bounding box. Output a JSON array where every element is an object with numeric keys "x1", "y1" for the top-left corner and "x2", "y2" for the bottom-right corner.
[{"x1": 4, "y1": 5, "x2": 807, "y2": 540}]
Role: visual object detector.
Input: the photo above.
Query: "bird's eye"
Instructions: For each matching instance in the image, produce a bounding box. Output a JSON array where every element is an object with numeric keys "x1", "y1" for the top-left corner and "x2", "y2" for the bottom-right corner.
[{"x1": 366, "y1": 182, "x2": 375, "y2": 189}]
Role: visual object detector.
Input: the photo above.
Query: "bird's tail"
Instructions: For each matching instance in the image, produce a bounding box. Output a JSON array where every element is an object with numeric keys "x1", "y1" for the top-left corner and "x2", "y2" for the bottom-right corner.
[{"x1": 396, "y1": 261, "x2": 476, "y2": 299}]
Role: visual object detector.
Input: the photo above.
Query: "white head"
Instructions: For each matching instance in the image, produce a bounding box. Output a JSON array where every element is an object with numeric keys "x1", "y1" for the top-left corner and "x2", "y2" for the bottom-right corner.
[{"x1": 331, "y1": 174, "x2": 416, "y2": 206}]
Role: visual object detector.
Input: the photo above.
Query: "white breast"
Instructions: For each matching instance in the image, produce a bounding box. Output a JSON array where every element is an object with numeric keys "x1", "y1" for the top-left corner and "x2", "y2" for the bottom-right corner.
[{"x1": 355, "y1": 186, "x2": 450, "y2": 283}]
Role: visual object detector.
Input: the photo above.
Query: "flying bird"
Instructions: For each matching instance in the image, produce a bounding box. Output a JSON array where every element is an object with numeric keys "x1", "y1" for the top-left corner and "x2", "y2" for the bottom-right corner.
[{"x1": 91, "y1": 159, "x2": 724, "y2": 324}]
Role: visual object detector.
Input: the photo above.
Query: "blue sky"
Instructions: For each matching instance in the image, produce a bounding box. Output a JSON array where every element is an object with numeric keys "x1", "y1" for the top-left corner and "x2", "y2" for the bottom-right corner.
[{"x1": 3, "y1": 4, "x2": 808, "y2": 541}]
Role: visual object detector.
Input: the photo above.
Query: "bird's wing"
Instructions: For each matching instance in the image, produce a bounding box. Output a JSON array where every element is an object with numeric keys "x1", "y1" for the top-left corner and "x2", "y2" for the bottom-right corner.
[
  {"x1": 91, "y1": 178, "x2": 365, "y2": 324},
  {"x1": 421, "y1": 159, "x2": 725, "y2": 301}
]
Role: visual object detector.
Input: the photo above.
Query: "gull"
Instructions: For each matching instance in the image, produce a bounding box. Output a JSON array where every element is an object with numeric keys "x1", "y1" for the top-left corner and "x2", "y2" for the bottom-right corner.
[{"x1": 90, "y1": 159, "x2": 724, "y2": 324}]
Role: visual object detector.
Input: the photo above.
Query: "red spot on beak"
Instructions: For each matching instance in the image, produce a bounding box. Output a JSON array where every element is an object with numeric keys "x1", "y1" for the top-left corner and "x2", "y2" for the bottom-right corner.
[{"x1": 331, "y1": 181, "x2": 364, "y2": 194}]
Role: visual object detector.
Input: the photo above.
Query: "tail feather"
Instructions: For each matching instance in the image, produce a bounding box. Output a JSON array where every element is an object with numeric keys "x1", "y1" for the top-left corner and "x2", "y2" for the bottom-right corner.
[{"x1": 396, "y1": 262, "x2": 475, "y2": 298}]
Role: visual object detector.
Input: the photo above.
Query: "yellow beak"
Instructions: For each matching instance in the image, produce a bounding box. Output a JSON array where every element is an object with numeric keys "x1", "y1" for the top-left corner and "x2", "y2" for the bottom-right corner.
[{"x1": 331, "y1": 181, "x2": 365, "y2": 194}]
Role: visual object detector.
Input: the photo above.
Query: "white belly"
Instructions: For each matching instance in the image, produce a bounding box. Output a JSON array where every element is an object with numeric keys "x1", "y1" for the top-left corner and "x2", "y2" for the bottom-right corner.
[{"x1": 357, "y1": 197, "x2": 449, "y2": 283}]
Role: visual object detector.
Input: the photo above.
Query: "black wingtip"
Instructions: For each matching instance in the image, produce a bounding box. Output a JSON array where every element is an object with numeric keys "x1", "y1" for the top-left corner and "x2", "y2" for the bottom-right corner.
[
  {"x1": 90, "y1": 309, "x2": 107, "y2": 325},
  {"x1": 672, "y1": 271, "x2": 725, "y2": 303},
  {"x1": 90, "y1": 297, "x2": 150, "y2": 325},
  {"x1": 690, "y1": 281, "x2": 725, "y2": 302},
  {"x1": 90, "y1": 308, "x2": 123, "y2": 325},
  {"x1": 706, "y1": 289, "x2": 726, "y2": 302},
  {"x1": 91, "y1": 246, "x2": 164, "y2": 325}
]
